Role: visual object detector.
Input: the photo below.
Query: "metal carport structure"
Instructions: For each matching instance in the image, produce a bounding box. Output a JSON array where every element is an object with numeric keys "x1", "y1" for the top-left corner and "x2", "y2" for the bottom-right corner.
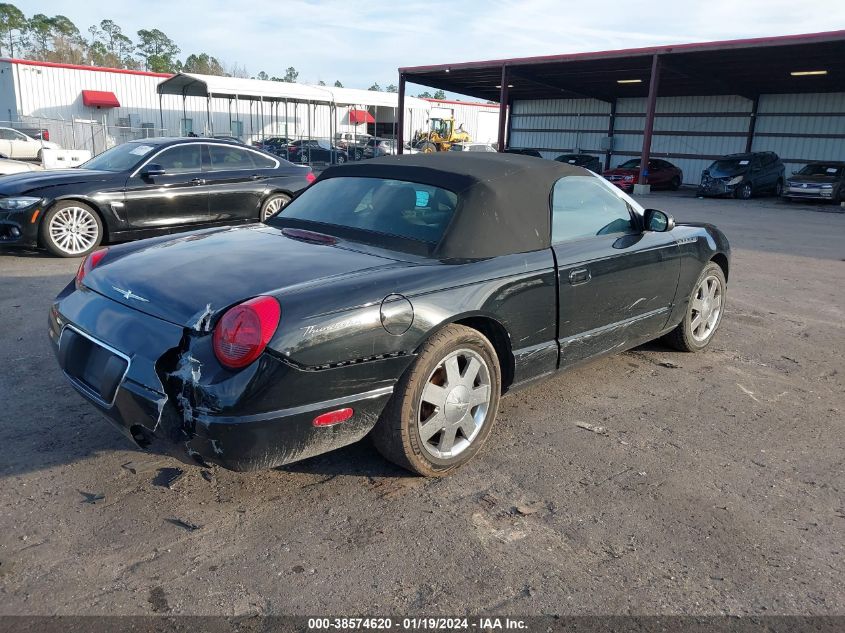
[
  {"x1": 396, "y1": 30, "x2": 845, "y2": 189},
  {"x1": 157, "y1": 73, "x2": 431, "y2": 149}
]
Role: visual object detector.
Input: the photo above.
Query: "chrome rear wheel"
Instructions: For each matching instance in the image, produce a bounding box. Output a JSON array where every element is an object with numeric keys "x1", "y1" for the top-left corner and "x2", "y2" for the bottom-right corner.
[{"x1": 417, "y1": 348, "x2": 492, "y2": 460}]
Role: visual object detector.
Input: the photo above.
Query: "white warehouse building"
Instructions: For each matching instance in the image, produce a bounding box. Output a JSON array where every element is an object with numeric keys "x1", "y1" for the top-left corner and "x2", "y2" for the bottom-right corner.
[{"x1": 0, "y1": 58, "x2": 498, "y2": 155}]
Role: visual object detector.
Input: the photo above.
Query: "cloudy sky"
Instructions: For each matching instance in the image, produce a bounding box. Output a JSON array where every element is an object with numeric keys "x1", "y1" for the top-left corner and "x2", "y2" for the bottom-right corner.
[{"x1": 31, "y1": 0, "x2": 845, "y2": 93}]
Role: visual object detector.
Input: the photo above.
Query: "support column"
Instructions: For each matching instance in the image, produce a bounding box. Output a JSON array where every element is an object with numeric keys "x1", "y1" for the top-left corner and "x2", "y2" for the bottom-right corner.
[
  {"x1": 745, "y1": 95, "x2": 759, "y2": 154},
  {"x1": 505, "y1": 98, "x2": 513, "y2": 149},
  {"x1": 604, "y1": 99, "x2": 617, "y2": 171},
  {"x1": 181, "y1": 88, "x2": 187, "y2": 136},
  {"x1": 158, "y1": 93, "x2": 164, "y2": 134},
  {"x1": 206, "y1": 95, "x2": 213, "y2": 135},
  {"x1": 636, "y1": 54, "x2": 661, "y2": 193},
  {"x1": 397, "y1": 73, "x2": 406, "y2": 154},
  {"x1": 497, "y1": 65, "x2": 509, "y2": 152}
]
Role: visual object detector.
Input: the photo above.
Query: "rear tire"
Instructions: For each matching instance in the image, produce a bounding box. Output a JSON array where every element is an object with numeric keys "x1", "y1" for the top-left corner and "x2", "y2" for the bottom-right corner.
[
  {"x1": 420, "y1": 142, "x2": 437, "y2": 154},
  {"x1": 261, "y1": 193, "x2": 291, "y2": 220},
  {"x1": 670, "y1": 176, "x2": 681, "y2": 191},
  {"x1": 41, "y1": 201, "x2": 103, "y2": 258},
  {"x1": 371, "y1": 324, "x2": 501, "y2": 477},
  {"x1": 663, "y1": 262, "x2": 726, "y2": 352}
]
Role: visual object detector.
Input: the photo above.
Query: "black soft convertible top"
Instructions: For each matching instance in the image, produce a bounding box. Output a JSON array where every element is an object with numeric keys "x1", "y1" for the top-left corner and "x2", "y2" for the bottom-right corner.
[{"x1": 318, "y1": 152, "x2": 587, "y2": 258}]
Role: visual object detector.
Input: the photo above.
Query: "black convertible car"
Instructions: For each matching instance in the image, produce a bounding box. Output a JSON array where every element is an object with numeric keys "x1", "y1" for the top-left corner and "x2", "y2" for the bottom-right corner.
[
  {"x1": 0, "y1": 137, "x2": 313, "y2": 257},
  {"x1": 49, "y1": 153, "x2": 730, "y2": 476}
]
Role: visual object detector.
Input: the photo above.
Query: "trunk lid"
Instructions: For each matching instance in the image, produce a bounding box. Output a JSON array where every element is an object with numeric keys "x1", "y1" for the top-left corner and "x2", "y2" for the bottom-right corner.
[{"x1": 83, "y1": 225, "x2": 402, "y2": 328}]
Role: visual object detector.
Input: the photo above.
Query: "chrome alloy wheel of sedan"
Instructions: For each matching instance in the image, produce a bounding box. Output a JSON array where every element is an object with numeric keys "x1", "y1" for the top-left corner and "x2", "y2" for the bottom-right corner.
[
  {"x1": 261, "y1": 194, "x2": 291, "y2": 220},
  {"x1": 690, "y1": 274, "x2": 723, "y2": 342},
  {"x1": 48, "y1": 205, "x2": 100, "y2": 255},
  {"x1": 417, "y1": 348, "x2": 492, "y2": 459}
]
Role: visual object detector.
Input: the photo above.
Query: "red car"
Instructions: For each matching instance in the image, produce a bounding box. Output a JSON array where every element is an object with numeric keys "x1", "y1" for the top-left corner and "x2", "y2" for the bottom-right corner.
[{"x1": 603, "y1": 159, "x2": 683, "y2": 192}]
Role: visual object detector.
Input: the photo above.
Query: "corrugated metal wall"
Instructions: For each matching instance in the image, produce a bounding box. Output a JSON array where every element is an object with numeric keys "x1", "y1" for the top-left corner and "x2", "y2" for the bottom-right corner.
[
  {"x1": 753, "y1": 93, "x2": 845, "y2": 168},
  {"x1": 511, "y1": 92, "x2": 845, "y2": 185},
  {"x1": 510, "y1": 98, "x2": 611, "y2": 158}
]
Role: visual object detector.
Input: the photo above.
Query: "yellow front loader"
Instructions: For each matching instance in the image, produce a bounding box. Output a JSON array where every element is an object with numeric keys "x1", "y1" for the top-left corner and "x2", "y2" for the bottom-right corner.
[{"x1": 414, "y1": 118, "x2": 471, "y2": 153}]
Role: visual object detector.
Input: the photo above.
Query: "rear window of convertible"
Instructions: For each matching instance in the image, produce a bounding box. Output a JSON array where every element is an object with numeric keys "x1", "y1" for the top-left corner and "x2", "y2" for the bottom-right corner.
[{"x1": 272, "y1": 177, "x2": 458, "y2": 246}]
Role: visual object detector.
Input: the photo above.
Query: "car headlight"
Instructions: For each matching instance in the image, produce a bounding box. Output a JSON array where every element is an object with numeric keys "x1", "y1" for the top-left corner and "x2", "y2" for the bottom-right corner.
[
  {"x1": 725, "y1": 176, "x2": 744, "y2": 186},
  {"x1": 623, "y1": 175, "x2": 634, "y2": 182},
  {"x1": 0, "y1": 196, "x2": 41, "y2": 210}
]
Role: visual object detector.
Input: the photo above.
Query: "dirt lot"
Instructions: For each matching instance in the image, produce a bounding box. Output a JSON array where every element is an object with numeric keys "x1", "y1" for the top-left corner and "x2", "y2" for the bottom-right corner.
[{"x1": 0, "y1": 192, "x2": 842, "y2": 616}]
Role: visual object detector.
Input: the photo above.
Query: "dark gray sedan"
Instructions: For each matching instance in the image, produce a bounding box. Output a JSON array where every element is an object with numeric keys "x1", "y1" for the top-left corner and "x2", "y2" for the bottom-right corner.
[{"x1": 784, "y1": 162, "x2": 845, "y2": 203}]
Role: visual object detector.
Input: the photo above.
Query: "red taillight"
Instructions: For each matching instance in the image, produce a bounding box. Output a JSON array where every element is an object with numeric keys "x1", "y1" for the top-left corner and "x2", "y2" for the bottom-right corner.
[
  {"x1": 213, "y1": 296, "x2": 281, "y2": 369},
  {"x1": 313, "y1": 408, "x2": 354, "y2": 427},
  {"x1": 42, "y1": 131, "x2": 50, "y2": 141},
  {"x1": 75, "y1": 248, "x2": 108, "y2": 285},
  {"x1": 305, "y1": 171, "x2": 316, "y2": 183}
]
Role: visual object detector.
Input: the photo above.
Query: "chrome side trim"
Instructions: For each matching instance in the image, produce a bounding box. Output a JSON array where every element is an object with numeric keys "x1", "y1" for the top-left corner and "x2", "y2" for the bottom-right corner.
[{"x1": 194, "y1": 385, "x2": 394, "y2": 427}]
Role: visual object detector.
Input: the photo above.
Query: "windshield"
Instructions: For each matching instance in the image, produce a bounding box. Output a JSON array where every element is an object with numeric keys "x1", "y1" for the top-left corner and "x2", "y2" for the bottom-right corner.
[
  {"x1": 618, "y1": 159, "x2": 640, "y2": 169},
  {"x1": 267, "y1": 177, "x2": 458, "y2": 252},
  {"x1": 797, "y1": 163, "x2": 843, "y2": 177},
  {"x1": 81, "y1": 143, "x2": 156, "y2": 172},
  {"x1": 708, "y1": 159, "x2": 750, "y2": 175}
]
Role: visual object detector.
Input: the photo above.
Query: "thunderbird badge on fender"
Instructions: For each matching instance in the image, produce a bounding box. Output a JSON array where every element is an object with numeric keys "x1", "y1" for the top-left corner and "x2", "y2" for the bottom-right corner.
[{"x1": 49, "y1": 153, "x2": 730, "y2": 476}]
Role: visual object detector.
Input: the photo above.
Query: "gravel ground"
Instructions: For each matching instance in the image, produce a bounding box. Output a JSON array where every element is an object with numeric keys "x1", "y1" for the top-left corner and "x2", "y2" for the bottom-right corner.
[{"x1": 0, "y1": 192, "x2": 842, "y2": 616}]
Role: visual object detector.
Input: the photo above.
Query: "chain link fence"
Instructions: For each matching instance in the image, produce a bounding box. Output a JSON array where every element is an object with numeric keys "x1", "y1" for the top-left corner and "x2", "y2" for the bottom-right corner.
[{"x1": 2, "y1": 116, "x2": 169, "y2": 157}]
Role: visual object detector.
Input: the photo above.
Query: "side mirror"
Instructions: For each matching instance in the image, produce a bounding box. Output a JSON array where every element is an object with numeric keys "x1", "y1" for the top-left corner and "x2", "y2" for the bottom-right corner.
[
  {"x1": 644, "y1": 208, "x2": 675, "y2": 232},
  {"x1": 142, "y1": 163, "x2": 165, "y2": 178}
]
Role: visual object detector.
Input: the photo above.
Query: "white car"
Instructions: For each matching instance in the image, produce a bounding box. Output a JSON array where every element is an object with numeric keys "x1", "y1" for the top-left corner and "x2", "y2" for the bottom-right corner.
[
  {"x1": 449, "y1": 142, "x2": 497, "y2": 152},
  {"x1": 0, "y1": 157, "x2": 44, "y2": 176},
  {"x1": 0, "y1": 127, "x2": 59, "y2": 160}
]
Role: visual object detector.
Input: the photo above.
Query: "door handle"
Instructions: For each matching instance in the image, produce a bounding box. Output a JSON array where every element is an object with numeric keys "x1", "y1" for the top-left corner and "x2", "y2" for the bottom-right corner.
[
  {"x1": 249, "y1": 174, "x2": 264, "y2": 180},
  {"x1": 568, "y1": 268, "x2": 591, "y2": 285},
  {"x1": 190, "y1": 178, "x2": 206, "y2": 185}
]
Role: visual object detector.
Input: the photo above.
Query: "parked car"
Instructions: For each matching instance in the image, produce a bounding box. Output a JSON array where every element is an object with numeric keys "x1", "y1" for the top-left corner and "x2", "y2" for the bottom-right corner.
[
  {"x1": 604, "y1": 159, "x2": 683, "y2": 192},
  {"x1": 555, "y1": 153, "x2": 602, "y2": 173},
  {"x1": 362, "y1": 138, "x2": 398, "y2": 159},
  {"x1": 49, "y1": 153, "x2": 729, "y2": 476},
  {"x1": 698, "y1": 152, "x2": 784, "y2": 199},
  {"x1": 0, "y1": 157, "x2": 44, "y2": 176},
  {"x1": 505, "y1": 148, "x2": 543, "y2": 158},
  {"x1": 784, "y1": 161, "x2": 844, "y2": 203},
  {"x1": 210, "y1": 135, "x2": 245, "y2": 144},
  {"x1": 286, "y1": 139, "x2": 348, "y2": 165},
  {"x1": 253, "y1": 137, "x2": 293, "y2": 154},
  {"x1": 449, "y1": 142, "x2": 497, "y2": 153},
  {"x1": 0, "y1": 137, "x2": 313, "y2": 257},
  {"x1": 335, "y1": 132, "x2": 372, "y2": 160},
  {"x1": 0, "y1": 127, "x2": 59, "y2": 160},
  {"x1": 16, "y1": 127, "x2": 51, "y2": 142}
]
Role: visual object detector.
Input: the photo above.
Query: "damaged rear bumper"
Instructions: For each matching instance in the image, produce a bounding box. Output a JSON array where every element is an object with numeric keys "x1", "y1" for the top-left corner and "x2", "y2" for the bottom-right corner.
[{"x1": 49, "y1": 284, "x2": 400, "y2": 471}]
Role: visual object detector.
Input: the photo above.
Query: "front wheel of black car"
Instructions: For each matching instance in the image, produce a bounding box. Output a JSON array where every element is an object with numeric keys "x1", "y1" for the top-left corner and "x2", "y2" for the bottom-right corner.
[
  {"x1": 663, "y1": 262, "x2": 726, "y2": 352},
  {"x1": 41, "y1": 201, "x2": 103, "y2": 258},
  {"x1": 372, "y1": 324, "x2": 501, "y2": 477},
  {"x1": 261, "y1": 193, "x2": 291, "y2": 220},
  {"x1": 775, "y1": 178, "x2": 784, "y2": 197},
  {"x1": 735, "y1": 182, "x2": 753, "y2": 200}
]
